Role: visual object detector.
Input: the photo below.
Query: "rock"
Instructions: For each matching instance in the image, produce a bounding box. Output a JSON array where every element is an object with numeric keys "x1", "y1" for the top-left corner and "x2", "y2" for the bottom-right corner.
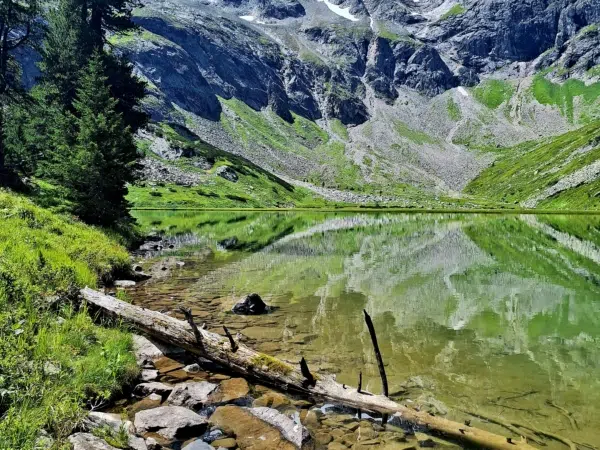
[
  {"x1": 183, "y1": 363, "x2": 202, "y2": 373},
  {"x1": 231, "y1": 293, "x2": 268, "y2": 315},
  {"x1": 85, "y1": 412, "x2": 135, "y2": 435},
  {"x1": 35, "y1": 430, "x2": 54, "y2": 450},
  {"x1": 182, "y1": 440, "x2": 215, "y2": 450},
  {"x1": 154, "y1": 356, "x2": 185, "y2": 373},
  {"x1": 128, "y1": 393, "x2": 163, "y2": 415},
  {"x1": 209, "y1": 405, "x2": 296, "y2": 450},
  {"x1": 134, "y1": 406, "x2": 208, "y2": 440},
  {"x1": 128, "y1": 435, "x2": 149, "y2": 450},
  {"x1": 217, "y1": 237, "x2": 238, "y2": 251},
  {"x1": 211, "y1": 438, "x2": 236, "y2": 448},
  {"x1": 248, "y1": 407, "x2": 312, "y2": 449},
  {"x1": 132, "y1": 334, "x2": 184, "y2": 365},
  {"x1": 315, "y1": 432, "x2": 333, "y2": 446},
  {"x1": 167, "y1": 381, "x2": 218, "y2": 409},
  {"x1": 43, "y1": 361, "x2": 60, "y2": 376},
  {"x1": 68, "y1": 433, "x2": 120, "y2": 450},
  {"x1": 145, "y1": 437, "x2": 160, "y2": 450},
  {"x1": 252, "y1": 391, "x2": 290, "y2": 409},
  {"x1": 133, "y1": 382, "x2": 174, "y2": 398},
  {"x1": 115, "y1": 280, "x2": 136, "y2": 287},
  {"x1": 133, "y1": 264, "x2": 143, "y2": 272},
  {"x1": 215, "y1": 165, "x2": 238, "y2": 182},
  {"x1": 141, "y1": 369, "x2": 159, "y2": 382},
  {"x1": 209, "y1": 378, "x2": 250, "y2": 405}
]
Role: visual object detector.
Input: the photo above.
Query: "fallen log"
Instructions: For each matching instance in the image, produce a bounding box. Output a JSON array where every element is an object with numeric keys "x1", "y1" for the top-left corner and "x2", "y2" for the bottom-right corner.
[{"x1": 81, "y1": 287, "x2": 539, "y2": 450}]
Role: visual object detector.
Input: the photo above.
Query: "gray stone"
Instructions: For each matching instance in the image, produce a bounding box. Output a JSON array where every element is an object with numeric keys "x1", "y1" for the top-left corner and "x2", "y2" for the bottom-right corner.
[
  {"x1": 215, "y1": 166, "x2": 238, "y2": 183},
  {"x1": 141, "y1": 369, "x2": 159, "y2": 382},
  {"x1": 167, "y1": 381, "x2": 218, "y2": 409},
  {"x1": 133, "y1": 382, "x2": 174, "y2": 397},
  {"x1": 85, "y1": 412, "x2": 135, "y2": 435},
  {"x1": 114, "y1": 280, "x2": 136, "y2": 287},
  {"x1": 68, "y1": 433, "x2": 120, "y2": 450},
  {"x1": 248, "y1": 407, "x2": 312, "y2": 448},
  {"x1": 134, "y1": 406, "x2": 208, "y2": 440},
  {"x1": 132, "y1": 335, "x2": 185, "y2": 365},
  {"x1": 181, "y1": 440, "x2": 215, "y2": 450}
]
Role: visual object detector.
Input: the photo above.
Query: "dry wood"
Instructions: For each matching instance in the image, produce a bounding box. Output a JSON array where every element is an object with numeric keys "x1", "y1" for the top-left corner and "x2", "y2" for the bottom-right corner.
[
  {"x1": 81, "y1": 287, "x2": 541, "y2": 450},
  {"x1": 363, "y1": 309, "x2": 389, "y2": 397}
]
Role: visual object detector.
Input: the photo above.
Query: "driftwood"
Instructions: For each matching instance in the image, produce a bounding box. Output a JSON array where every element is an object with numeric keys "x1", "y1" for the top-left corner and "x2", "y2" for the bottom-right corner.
[{"x1": 81, "y1": 287, "x2": 540, "y2": 450}]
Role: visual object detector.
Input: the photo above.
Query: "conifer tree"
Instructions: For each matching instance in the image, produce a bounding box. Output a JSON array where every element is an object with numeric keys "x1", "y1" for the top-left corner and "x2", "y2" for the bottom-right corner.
[
  {"x1": 60, "y1": 55, "x2": 139, "y2": 224},
  {"x1": 0, "y1": 0, "x2": 41, "y2": 179}
]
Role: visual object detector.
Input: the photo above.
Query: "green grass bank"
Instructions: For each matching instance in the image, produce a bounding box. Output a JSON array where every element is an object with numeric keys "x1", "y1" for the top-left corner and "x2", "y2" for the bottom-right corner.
[{"x1": 0, "y1": 190, "x2": 139, "y2": 449}]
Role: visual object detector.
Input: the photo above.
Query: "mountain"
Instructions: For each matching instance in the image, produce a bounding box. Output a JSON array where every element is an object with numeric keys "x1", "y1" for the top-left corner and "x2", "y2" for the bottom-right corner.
[{"x1": 109, "y1": 0, "x2": 600, "y2": 208}]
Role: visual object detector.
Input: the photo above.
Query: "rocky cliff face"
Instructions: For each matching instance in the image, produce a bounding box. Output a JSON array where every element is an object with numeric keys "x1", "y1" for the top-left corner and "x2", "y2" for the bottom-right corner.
[{"x1": 112, "y1": 0, "x2": 600, "y2": 200}]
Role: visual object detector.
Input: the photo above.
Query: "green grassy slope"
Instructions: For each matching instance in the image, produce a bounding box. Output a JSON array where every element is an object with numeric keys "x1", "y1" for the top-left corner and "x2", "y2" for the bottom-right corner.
[
  {"x1": 128, "y1": 124, "x2": 331, "y2": 209},
  {"x1": 465, "y1": 121, "x2": 600, "y2": 209},
  {"x1": 0, "y1": 191, "x2": 138, "y2": 449}
]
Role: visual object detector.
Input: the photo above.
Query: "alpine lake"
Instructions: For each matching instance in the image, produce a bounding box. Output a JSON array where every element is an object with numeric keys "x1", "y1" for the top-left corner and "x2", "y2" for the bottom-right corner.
[{"x1": 128, "y1": 210, "x2": 600, "y2": 449}]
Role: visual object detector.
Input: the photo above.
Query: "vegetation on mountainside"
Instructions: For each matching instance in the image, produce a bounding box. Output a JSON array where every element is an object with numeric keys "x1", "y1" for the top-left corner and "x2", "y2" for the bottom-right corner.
[
  {"x1": 531, "y1": 74, "x2": 600, "y2": 123},
  {"x1": 440, "y1": 4, "x2": 466, "y2": 20},
  {"x1": 472, "y1": 79, "x2": 514, "y2": 109},
  {"x1": 465, "y1": 121, "x2": 600, "y2": 209},
  {"x1": 129, "y1": 124, "x2": 329, "y2": 208},
  {"x1": 447, "y1": 98, "x2": 462, "y2": 121},
  {"x1": 0, "y1": 191, "x2": 137, "y2": 449}
]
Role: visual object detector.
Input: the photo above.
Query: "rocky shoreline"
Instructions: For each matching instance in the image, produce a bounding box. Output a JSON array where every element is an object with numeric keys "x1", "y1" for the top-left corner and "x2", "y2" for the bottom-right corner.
[{"x1": 65, "y1": 333, "x2": 458, "y2": 450}]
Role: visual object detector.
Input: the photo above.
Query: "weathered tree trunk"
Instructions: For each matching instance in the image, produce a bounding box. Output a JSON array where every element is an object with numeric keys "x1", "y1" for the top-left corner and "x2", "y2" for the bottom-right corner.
[{"x1": 81, "y1": 287, "x2": 539, "y2": 450}]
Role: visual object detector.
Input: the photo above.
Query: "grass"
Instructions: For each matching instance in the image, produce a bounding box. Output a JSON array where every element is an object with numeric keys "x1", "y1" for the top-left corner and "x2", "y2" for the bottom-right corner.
[
  {"x1": 447, "y1": 98, "x2": 462, "y2": 121},
  {"x1": 440, "y1": 4, "x2": 466, "y2": 20},
  {"x1": 531, "y1": 74, "x2": 600, "y2": 123},
  {"x1": 465, "y1": 121, "x2": 600, "y2": 209},
  {"x1": 128, "y1": 123, "x2": 332, "y2": 208},
  {"x1": 394, "y1": 121, "x2": 437, "y2": 145},
  {"x1": 472, "y1": 79, "x2": 514, "y2": 109},
  {"x1": 0, "y1": 190, "x2": 138, "y2": 449},
  {"x1": 330, "y1": 119, "x2": 349, "y2": 141}
]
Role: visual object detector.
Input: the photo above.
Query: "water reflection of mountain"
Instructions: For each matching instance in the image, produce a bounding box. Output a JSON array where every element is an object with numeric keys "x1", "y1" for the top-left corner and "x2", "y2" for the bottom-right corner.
[{"x1": 134, "y1": 211, "x2": 600, "y2": 444}]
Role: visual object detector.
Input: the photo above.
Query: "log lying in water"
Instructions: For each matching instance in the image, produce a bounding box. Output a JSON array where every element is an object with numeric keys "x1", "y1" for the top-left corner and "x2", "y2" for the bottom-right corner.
[{"x1": 81, "y1": 287, "x2": 538, "y2": 450}]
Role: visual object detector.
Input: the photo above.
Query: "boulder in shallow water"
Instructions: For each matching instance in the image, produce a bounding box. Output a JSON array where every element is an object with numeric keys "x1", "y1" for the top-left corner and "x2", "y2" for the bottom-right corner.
[
  {"x1": 134, "y1": 406, "x2": 208, "y2": 440},
  {"x1": 167, "y1": 381, "x2": 218, "y2": 409},
  {"x1": 232, "y1": 293, "x2": 268, "y2": 315}
]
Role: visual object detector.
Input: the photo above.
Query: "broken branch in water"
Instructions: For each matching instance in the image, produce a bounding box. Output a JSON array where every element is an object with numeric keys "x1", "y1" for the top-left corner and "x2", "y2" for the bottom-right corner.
[
  {"x1": 545, "y1": 400, "x2": 578, "y2": 430},
  {"x1": 363, "y1": 309, "x2": 388, "y2": 397},
  {"x1": 513, "y1": 423, "x2": 577, "y2": 450},
  {"x1": 223, "y1": 326, "x2": 238, "y2": 352},
  {"x1": 456, "y1": 409, "x2": 544, "y2": 446},
  {"x1": 81, "y1": 288, "x2": 541, "y2": 450},
  {"x1": 178, "y1": 306, "x2": 205, "y2": 353}
]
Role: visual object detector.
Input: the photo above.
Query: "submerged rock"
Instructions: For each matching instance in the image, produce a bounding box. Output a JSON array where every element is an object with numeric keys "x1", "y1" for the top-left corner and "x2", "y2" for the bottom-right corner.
[
  {"x1": 232, "y1": 293, "x2": 268, "y2": 315},
  {"x1": 248, "y1": 407, "x2": 312, "y2": 449},
  {"x1": 209, "y1": 378, "x2": 250, "y2": 405},
  {"x1": 133, "y1": 382, "x2": 174, "y2": 398},
  {"x1": 209, "y1": 406, "x2": 296, "y2": 450},
  {"x1": 134, "y1": 406, "x2": 208, "y2": 440}
]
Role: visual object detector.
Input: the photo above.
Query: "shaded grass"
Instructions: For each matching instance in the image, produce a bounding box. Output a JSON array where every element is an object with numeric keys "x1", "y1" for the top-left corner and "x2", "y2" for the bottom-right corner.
[{"x1": 0, "y1": 190, "x2": 138, "y2": 449}]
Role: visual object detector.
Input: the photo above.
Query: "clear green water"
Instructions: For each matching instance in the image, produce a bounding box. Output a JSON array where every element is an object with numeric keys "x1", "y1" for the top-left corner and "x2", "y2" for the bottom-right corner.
[{"x1": 131, "y1": 211, "x2": 600, "y2": 446}]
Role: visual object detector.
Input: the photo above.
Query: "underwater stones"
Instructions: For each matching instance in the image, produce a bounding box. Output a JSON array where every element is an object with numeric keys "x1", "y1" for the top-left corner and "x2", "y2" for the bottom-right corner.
[
  {"x1": 252, "y1": 391, "x2": 291, "y2": 409},
  {"x1": 209, "y1": 406, "x2": 296, "y2": 450},
  {"x1": 134, "y1": 406, "x2": 208, "y2": 440},
  {"x1": 209, "y1": 378, "x2": 250, "y2": 405},
  {"x1": 240, "y1": 326, "x2": 282, "y2": 340},
  {"x1": 232, "y1": 293, "x2": 268, "y2": 315},
  {"x1": 248, "y1": 407, "x2": 312, "y2": 448}
]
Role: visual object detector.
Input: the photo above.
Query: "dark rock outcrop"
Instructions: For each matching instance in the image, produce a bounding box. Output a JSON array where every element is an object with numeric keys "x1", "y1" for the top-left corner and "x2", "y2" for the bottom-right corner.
[{"x1": 232, "y1": 293, "x2": 268, "y2": 315}]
